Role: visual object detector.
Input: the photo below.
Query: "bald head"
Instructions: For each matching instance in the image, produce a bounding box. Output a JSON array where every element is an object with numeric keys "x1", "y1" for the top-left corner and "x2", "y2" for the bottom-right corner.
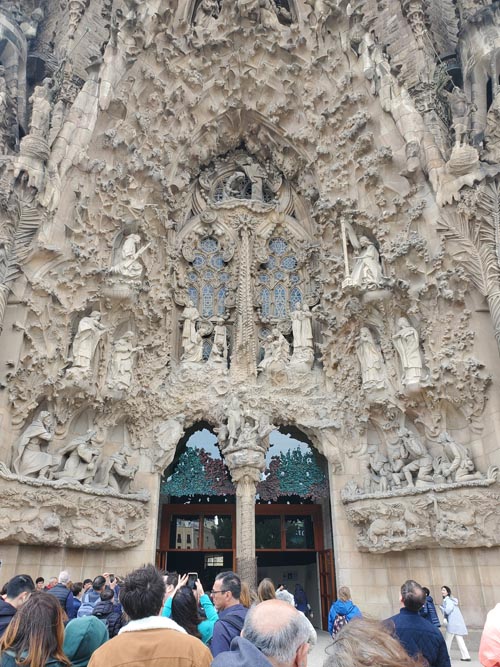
[{"x1": 243, "y1": 599, "x2": 313, "y2": 666}]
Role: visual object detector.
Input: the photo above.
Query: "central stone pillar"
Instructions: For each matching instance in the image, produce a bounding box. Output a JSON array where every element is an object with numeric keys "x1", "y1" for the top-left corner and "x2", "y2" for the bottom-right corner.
[{"x1": 232, "y1": 466, "x2": 260, "y2": 587}]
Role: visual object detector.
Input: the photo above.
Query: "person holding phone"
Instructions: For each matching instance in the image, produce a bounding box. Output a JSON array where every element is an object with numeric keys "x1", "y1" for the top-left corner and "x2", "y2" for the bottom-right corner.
[{"x1": 162, "y1": 574, "x2": 218, "y2": 645}]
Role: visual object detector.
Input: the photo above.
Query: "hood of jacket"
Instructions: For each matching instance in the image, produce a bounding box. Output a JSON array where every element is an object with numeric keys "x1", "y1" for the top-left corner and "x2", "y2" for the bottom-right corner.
[
  {"x1": 92, "y1": 600, "x2": 114, "y2": 617},
  {"x1": 212, "y1": 637, "x2": 272, "y2": 667},
  {"x1": 333, "y1": 600, "x2": 357, "y2": 616},
  {"x1": 63, "y1": 616, "x2": 109, "y2": 667}
]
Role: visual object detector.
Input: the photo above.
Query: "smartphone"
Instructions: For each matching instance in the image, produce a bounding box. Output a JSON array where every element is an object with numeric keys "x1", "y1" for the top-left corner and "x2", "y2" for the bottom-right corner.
[
  {"x1": 187, "y1": 572, "x2": 198, "y2": 590},
  {"x1": 109, "y1": 574, "x2": 115, "y2": 583}
]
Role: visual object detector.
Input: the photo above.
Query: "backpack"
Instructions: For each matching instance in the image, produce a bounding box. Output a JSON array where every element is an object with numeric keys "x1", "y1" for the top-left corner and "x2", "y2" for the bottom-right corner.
[
  {"x1": 332, "y1": 613, "x2": 348, "y2": 637},
  {"x1": 77, "y1": 592, "x2": 97, "y2": 618}
]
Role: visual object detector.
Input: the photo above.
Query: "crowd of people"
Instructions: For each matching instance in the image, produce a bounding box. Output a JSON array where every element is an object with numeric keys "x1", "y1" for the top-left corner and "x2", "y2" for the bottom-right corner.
[{"x1": 0, "y1": 567, "x2": 498, "y2": 667}]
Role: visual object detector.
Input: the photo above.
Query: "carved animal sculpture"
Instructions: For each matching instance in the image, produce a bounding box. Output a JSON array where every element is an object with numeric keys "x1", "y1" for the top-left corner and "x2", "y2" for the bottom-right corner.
[{"x1": 368, "y1": 516, "x2": 407, "y2": 544}]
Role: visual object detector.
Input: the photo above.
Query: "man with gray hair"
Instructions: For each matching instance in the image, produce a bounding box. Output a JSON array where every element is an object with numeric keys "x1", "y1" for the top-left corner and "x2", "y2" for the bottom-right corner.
[
  {"x1": 212, "y1": 598, "x2": 313, "y2": 667},
  {"x1": 47, "y1": 570, "x2": 76, "y2": 620}
]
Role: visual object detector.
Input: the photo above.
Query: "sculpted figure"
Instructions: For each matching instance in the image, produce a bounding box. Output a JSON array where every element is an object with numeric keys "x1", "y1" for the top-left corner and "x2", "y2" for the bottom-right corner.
[
  {"x1": 227, "y1": 396, "x2": 242, "y2": 449},
  {"x1": 70, "y1": 312, "x2": 106, "y2": 372},
  {"x1": 443, "y1": 86, "x2": 475, "y2": 147},
  {"x1": 385, "y1": 424, "x2": 408, "y2": 488},
  {"x1": 437, "y1": 432, "x2": 483, "y2": 483},
  {"x1": 363, "y1": 443, "x2": 390, "y2": 493},
  {"x1": 356, "y1": 327, "x2": 385, "y2": 390},
  {"x1": 112, "y1": 234, "x2": 148, "y2": 280},
  {"x1": 52, "y1": 430, "x2": 100, "y2": 484},
  {"x1": 95, "y1": 449, "x2": 137, "y2": 494},
  {"x1": 401, "y1": 430, "x2": 434, "y2": 487},
  {"x1": 153, "y1": 414, "x2": 185, "y2": 473},
  {"x1": 194, "y1": 0, "x2": 220, "y2": 27},
  {"x1": 13, "y1": 412, "x2": 57, "y2": 479},
  {"x1": 291, "y1": 303, "x2": 313, "y2": 350},
  {"x1": 350, "y1": 237, "x2": 383, "y2": 288},
  {"x1": 392, "y1": 317, "x2": 423, "y2": 386},
  {"x1": 29, "y1": 79, "x2": 52, "y2": 138},
  {"x1": 181, "y1": 301, "x2": 203, "y2": 362},
  {"x1": 109, "y1": 332, "x2": 141, "y2": 390},
  {"x1": 209, "y1": 318, "x2": 228, "y2": 365}
]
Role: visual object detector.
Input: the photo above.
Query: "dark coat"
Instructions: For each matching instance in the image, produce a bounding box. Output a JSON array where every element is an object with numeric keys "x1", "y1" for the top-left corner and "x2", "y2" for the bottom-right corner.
[
  {"x1": 210, "y1": 604, "x2": 248, "y2": 658},
  {"x1": 0, "y1": 599, "x2": 16, "y2": 638},
  {"x1": 419, "y1": 595, "x2": 441, "y2": 627},
  {"x1": 1, "y1": 651, "x2": 66, "y2": 667},
  {"x1": 385, "y1": 608, "x2": 451, "y2": 667},
  {"x1": 92, "y1": 600, "x2": 124, "y2": 638},
  {"x1": 212, "y1": 636, "x2": 273, "y2": 667},
  {"x1": 47, "y1": 583, "x2": 76, "y2": 620}
]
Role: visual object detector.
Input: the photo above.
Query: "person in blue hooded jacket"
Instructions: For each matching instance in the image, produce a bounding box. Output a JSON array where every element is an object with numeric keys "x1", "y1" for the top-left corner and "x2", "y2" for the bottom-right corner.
[{"x1": 328, "y1": 586, "x2": 362, "y2": 634}]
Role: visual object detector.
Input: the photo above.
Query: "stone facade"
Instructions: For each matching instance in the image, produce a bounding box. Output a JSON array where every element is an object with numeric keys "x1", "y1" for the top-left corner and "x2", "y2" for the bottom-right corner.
[{"x1": 1, "y1": 0, "x2": 500, "y2": 625}]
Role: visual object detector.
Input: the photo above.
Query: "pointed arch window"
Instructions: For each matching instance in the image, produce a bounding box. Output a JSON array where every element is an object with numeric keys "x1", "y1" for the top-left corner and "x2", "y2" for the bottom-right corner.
[
  {"x1": 257, "y1": 237, "x2": 303, "y2": 319},
  {"x1": 186, "y1": 237, "x2": 230, "y2": 319}
]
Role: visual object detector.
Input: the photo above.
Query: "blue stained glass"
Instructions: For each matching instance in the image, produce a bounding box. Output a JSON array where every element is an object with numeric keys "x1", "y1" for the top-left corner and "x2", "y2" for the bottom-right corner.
[
  {"x1": 202, "y1": 284, "x2": 214, "y2": 318},
  {"x1": 281, "y1": 256, "x2": 297, "y2": 270},
  {"x1": 188, "y1": 287, "x2": 198, "y2": 304},
  {"x1": 266, "y1": 257, "x2": 276, "y2": 269},
  {"x1": 220, "y1": 273, "x2": 230, "y2": 283},
  {"x1": 261, "y1": 287, "x2": 270, "y2": 318},
  {"x1": 259, "y1": 274, "x2": 269, "y2": 283},
  {"x1": 290, "y1": 274, "x2": 300, "y2": 284},
  {"x1": 204, "y1": 270, "x2": 214, "y2": 280},
  {"x1": 274, "y1": 271, "x2": 285, "y2": 281},
  {"x1": 274, "y1": 284, "x2": 287, "y2": 318},
  {"x1": 269, "y1": 238, "x2": 287, "y2": 255},
  {"x1": 193, "y1": 255, "x2": 205, "y2": 267},
  {"x1": 290, "y1": 287, "x2": 302, "y2": 310},
  {"x1": 211, "y1": 255, "x2": 225, "y2": 269},
  {"x1": 200, "y1": 237, "x2": 218, "y2": 253},
  {"x1": 260, "y1": 327, "x2": 271, "y2": 339},
  {"x1": 188, "y1": 272, "x2": 197, "y2": 282},
  {"x1": 217, "y1": 288, "x2": 226, "y2": 315}
]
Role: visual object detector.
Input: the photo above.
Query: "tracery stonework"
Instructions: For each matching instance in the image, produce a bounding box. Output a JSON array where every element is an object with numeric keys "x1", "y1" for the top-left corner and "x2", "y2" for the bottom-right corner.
[{"x1": 1, "y1": 0, "x2": 500, "y2": 622}]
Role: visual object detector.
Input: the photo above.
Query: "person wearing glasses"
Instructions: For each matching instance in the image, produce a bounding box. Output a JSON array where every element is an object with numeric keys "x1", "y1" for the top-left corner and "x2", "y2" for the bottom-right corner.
[
  {"x1": 0, "y1": 575, "x2": 34, "y2": 637},
  {"x1": 210, "y1": 572, "x2": 248, "y2": 657}
]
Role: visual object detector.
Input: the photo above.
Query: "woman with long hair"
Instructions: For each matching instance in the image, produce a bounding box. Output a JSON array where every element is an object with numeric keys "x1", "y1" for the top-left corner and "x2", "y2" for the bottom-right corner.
[
  {"x1": 239, "y1": 582, "x2": 256, "y2": 609},
  {"x1": 167, "y1": 578, "x2": 217, "y2": 646},
  {"x1": 328, "y1": 586, "x2": 362, "y2": 636},
  {"x1": 257, "y1": 578, "x2": 275, "y2": 603},
  {"x1": 0, "y1": 592, "x2": 71, "y2": 667},
  {"x1": 440, "y1": 585, "x2": 471, "y2": 661},
  {"x1": 324, "y1": 617, "x2": 426, "y2": 667}
]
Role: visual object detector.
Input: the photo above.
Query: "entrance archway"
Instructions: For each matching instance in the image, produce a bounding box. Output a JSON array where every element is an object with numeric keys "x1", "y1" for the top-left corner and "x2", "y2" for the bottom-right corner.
[{"x1": 156, "y1": 422, "x2": 334, "y2": 629}]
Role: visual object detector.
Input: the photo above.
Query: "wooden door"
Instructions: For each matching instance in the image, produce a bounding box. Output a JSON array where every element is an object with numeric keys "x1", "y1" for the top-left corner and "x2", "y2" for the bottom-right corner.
[{"x1": 318, "y1": 549, "x2": 335, "y2": 631}]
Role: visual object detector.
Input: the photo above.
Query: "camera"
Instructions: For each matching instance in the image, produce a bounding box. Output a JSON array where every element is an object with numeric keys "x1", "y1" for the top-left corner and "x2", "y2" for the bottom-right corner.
[{"x1": 187, "y1": 572, "x2": 198, "y2": 590}]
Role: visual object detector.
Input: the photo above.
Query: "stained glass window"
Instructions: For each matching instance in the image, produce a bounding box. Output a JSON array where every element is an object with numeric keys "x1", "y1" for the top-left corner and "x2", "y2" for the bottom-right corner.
[
  {"x1": 257, "y1": 237, "x2": 303, "y2": 320},
  {"x1": 184, "y1": 237, "x2": 230, "y2": 320}
]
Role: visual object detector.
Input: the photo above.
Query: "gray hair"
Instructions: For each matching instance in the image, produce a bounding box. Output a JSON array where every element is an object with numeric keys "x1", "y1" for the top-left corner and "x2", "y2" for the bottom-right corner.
[
  {"x1": 58, "y1": 570, "x2": 70, "y2": 584},
  {"x1": 243, "y1": 604, "x2": 312, "y2": 664}
]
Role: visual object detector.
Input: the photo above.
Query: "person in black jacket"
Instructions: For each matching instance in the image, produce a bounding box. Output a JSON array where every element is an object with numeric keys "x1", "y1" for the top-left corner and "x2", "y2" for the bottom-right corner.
[
  {"x1": 47, "y1": 571, "x2": 76, "y2": 621},
  {"x1": 0, "y1": 575, "x2": 34, "y2": 637},
  {"x1": 419, "y1": 587, "x2": 441, "y2": 627},
  {"x1": 92, "y1": 589, "x2": 124, "y2": 638},
  {"x1": 385, "y1": 580, "x2": 450, "y2": 667}
]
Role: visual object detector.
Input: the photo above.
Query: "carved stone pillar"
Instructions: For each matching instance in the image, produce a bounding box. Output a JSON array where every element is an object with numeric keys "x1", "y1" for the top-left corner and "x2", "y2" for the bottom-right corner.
[
  {"x1": 232, "y1": 467, "x2": 260, "y2": 587},
  {"x1": 487, "y1": 289, "x2": 500, "y2": 352}
]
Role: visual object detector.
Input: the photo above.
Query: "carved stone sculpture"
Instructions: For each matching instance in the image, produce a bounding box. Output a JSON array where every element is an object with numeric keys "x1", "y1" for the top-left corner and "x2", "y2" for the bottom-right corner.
[
  {"x1": 356, "y1": 327, "x2": 386, "y2": 391},
  {"x1": 208, "y1": 318, "x2": 228, "y2": 366},
  {"x1": 51, "y1": 430, "x2": 100, "y2": 484},
  {"x1": 0, "y1": 67, "x2": 9, "y2": 153},
  {"x1": 111, "y1": 235, "x2": 148, "y2": 280},
  {"x1": 108, "y1": 332, "x2": 140, "y2": 390},
  {"x1": 194, "y1": 0, "x2": 221, "y2": 28},
  {"x1": 94, "y1": 449, "x2": 138, "y2": 494},
  {"x1": 70, "y1": 312, "x2": 106, "y2": 373},
  {"x1": 181, "y1": 301, "x2": 203, "y2": 362},
  {"x1": 350, "y1": 237, "x2": 384, "y2": 289},
  {"x1": 12, "y1": 412, "x2": 57, "y2": 479},
  {"x1": 444, "y1": 87, "x2": 476, "y2": 148},
  {"x1": 392, "y1": 317, "x2": 423, "y2": 386},
  {"x1": 436, "y1": 432, "x2": 485, "y2": 483},
  {"x1": 401, "y1": 429, "x2": 434, "y2": 487},
  {"x1": 153, "y1": 415, "x2": 185, "y2": 473},
  {"x1": 291, "y1": 302, "x2": 313, "y2": 350},
  {"x1": 227, "y1": 396, "x2": 243, "y2": 449}
]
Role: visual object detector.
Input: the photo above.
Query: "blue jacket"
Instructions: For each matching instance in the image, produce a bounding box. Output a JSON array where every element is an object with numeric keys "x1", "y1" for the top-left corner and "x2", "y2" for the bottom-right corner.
[
  {"x1": 386, "y1": 608, "x2": 451, "y2": 667},
  {"x1": 210, "y1": 604, "x2": 248, "y2": 658},
  {"x1": 328, "y1": 600, "x2": 362, "y2": 634},
  {"x1": 48, "y1": 583, "x2": 76, "y2": 620},
  {"x1": 0, "y1": 599, "x2": 16, "y2": 638},
  {"x1": 419, "y1": 595, "x2": 441, "y2": 627}
]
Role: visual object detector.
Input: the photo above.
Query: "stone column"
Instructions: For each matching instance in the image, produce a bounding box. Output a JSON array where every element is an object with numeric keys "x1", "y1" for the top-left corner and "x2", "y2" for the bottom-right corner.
[{"x1": 232, "y1": 467, "x2": 260, "y2": 587}]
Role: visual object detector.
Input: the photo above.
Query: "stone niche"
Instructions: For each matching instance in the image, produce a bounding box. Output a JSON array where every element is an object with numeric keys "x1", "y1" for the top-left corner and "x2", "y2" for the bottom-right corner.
[
  {"x1": 0, "y1": 471, "x2": 149, "y2": 549},
  {"x1": 343, "y1": 481, "x2": 500, "y2": 553}
]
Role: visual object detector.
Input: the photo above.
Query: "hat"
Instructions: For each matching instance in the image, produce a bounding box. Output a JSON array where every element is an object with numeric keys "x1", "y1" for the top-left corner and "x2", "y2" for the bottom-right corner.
[{"x1": 63, "y1": 616, "x2": 109, "y2": 667}]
